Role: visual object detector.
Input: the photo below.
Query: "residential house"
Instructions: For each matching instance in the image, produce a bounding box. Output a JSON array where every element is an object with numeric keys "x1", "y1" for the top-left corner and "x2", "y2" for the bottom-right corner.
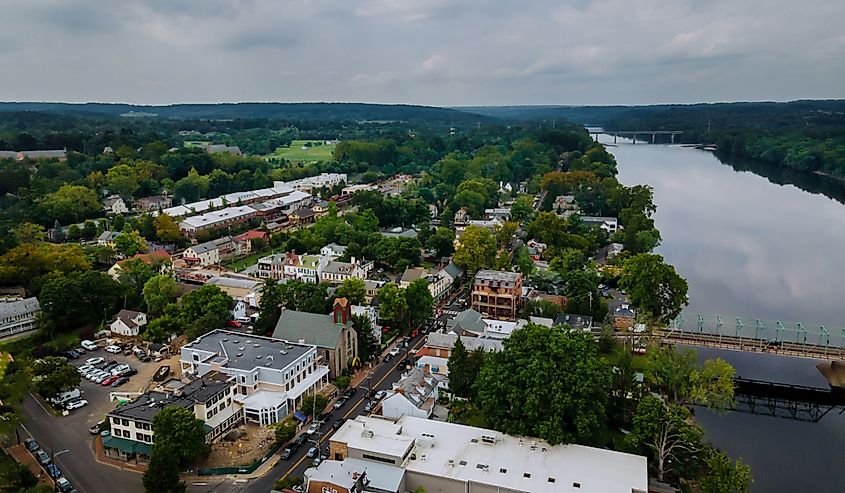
[
  {"x1": 552, "y1": 195, "x2": 578, "y2": 213},
  {"x1": 204, "y1": 144, "x2": 242, "y2": 156},
  {"x1": 320, "y1": 257, "x2": 373, "y2": 285},
  {"x1": 327, "y1": 415, "x2": 648, "y2": 493},
  {"x1": 320, "y1": 243, "x2": 347, "y2": 259},
  {"x1": 289, "y1": 207, "x2": 318, "y2": 228},
  {"x1": 0, "y1": 297, "x2": 41, "y2": 340},
  {"x1": 378, "y1": 227, "x2": 417, "y2": 239},
  {"x1": 471, "y1": 270, "x2": 524, "y2": 321},
  {"x1": 554, "y1": 313, "x2": 594, "y2": 332},
  {"x1": 399, "y1": 267, "x2": 427, "y2": 289},
  {"x1": 103, "y1": 195, "x2": 129, "y2": 215},
  {"x1": 206, "y1": 276, "x2": 263, "y2": 308},
  {"x1": 230, "y1": 299, "x2": 248, "y2": 322},
  {"x1": 108, "y1": 250, "x2": 172, "y2": 280},
  {"x1": 380, "y1": 367, "x2": 442, "y2": 419},
  {"x1": 134, "y1": 195, "x2": 172, "y2": 212},
  {"x1": 614, "y1": 304, "x2": 636, "y2": 330},
  {"x1": 272, "y1": 298, "x2": 358, "y2": 378},
  {"x1": 607, "y1": 242, "x2": 624, "y2": 260},
  {"x1": 351, "y1": 304, "x2": 382, "y2": 345},
  {"x1": 416, "y1": 332, "x2": 503, "y2": 363},
  {"x1": 182, "y1": 236, "x2": 240, "y2": 267},
  {"x1": 445, "y1": 309, "x2": 526, "y2": 339},
  {"x1": 580, "y1": 216, "x2": 619, "y2": 234},
  {"x1": 105, "y1": 376, "x2": 242, "y2": 463},
  {"x1": 181, "y1": 330, "x2": 329, "y2": 426},
  {"x1": 283, "y1": 252, "x2": 323, "y2": 283},
  {"x1": 453, "y1": 207, "x2": 470, "y2": 225},
  {"x1": 97, "y1": 230, "x2": 121, "y2": 247},
  {"x1": 363, "y1": 279, "x2": 386, "y2": 304},
  {"x1": 483, "y1": 207, "x2": 511, "y2": 221},
  {"x1": 427, "y1": 262, "x2": 463, "y2": 302},
  {"x1": 311, "y1": 200, "x2": 331, "y2": 218},
  {"x1": 233, "y1": 230, "x2": 269, "y2": 254},
  {"x1": 109, "y1": 309, "x2": 148, "y2": 337}
]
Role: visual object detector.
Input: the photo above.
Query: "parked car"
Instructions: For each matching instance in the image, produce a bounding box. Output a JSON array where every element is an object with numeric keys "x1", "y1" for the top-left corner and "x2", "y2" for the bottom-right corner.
[
  {"x1": 55, "y1": 477, "x2": 74, "y2": 493},
  {"x1": 65, "y1": 399, "x2": 88, "y2": 410},
  {"x1": 389, "y1": 347, "x2": 401, "y2": 357},
  {"x1": 110, "y1": 364, "x2": 130, "y2": 376},
  {"x1": 226, "y1": 319, "x2": 242, "y2": 328},
  {"x1": 306, "y1": 423, "x2": 320, "y2": 435},
  {"x1": 374, "y1": 390, "x2": 387, "y2": 401},
  {"x1": 101, "y1": 375, "x2": 119, "y2": 386},
  {"x1": 24, "y1": 438, "x2": 39, "y2": 452},
  {"x1": 363, "y1": 401, "x2": 376, "y2": 413},
  {"x1": 280, "y1": 447, "x2": 294, "y2": 460},
  {"x1": 89, "y1": 421, "x2": 104, "y2": 434},
  {"x1": 34, "y1": 450, "x2": 51, "y2": 465},
  {"x1": 333, "y1": 398, "x2": 347, "y2": 410},
  {"x1": 111, "y1": 376, "x2": 130, "y2": 387},
  {"x1": 105, "y1": 345, "x2": 121, "y2": 354},
  {"x1": 92, "y1": 373, "x2": 109, "y2": 383},
  {"x1": 318, "y1": 412, "x2": 332, "y2": 423},
  {"x1": 73, "y1": 346, "x2": 86, "y2": 355},
  {"x1": 64, "y1": 350, "x2": 79, "y2": 359},
  {"x1": 80, "y1": 340, "x2": 98, "y2": 351},
  {"x1": 342, "y1": 388, "x2": 356, "y2": 399},
  {"x1": 46, "y1": 463, "x2": 61, "y2": 478},
  {"x1": 312, "y1": 456, "x2": 322, "y2": 467},
  {"x1": 332, "y1": 419, "x2": 345, "y2": 430},
  {"x1": 77, "y1": 365, "x2": 93, "y2": 374},
  {"x1": 85, "y1": 357, "x2": 104, "y2": 366},
  {"x1": 306, "y1": 447, "x2": 318, "y2": 458},
  {"x1": 293, "y1": 434, "x2": 307, "y2": 448}
]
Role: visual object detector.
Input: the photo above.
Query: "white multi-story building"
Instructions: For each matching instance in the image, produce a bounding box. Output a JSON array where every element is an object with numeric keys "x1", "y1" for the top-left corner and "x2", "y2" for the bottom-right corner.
[
  {"x1": 256, "y1": 252, "x2": 323, "y2": 283},
  {"x1": 180, "y1": 330, "x2": 329, "y2": 426},
  {"x1": 0, "y1": 297, "x2": 41, "y2": 340},
  {"x1": 105, "y1": 377, "x2": 242, "y2": 463},
  {"x1": 319, "y1": 257, "x2": 373, "y2": 285},
  {"x1": 282, "y1": 173, "x2": 347, "y2": 193},
  {"x1": 327, "y1": 415, "x2": 648, "y2": 493}
]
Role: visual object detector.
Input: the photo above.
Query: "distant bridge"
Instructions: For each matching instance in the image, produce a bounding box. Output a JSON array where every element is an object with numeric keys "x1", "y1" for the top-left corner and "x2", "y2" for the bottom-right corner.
[
  {"x1": 588, "y1": 129, "x2": 684, "y2": 144},
  {"x1": 653, "y1": 313, "x2": 845, "y2": 360},
  {"x1": 728, "y1": 378, "x2": 844, "y2": 422}
]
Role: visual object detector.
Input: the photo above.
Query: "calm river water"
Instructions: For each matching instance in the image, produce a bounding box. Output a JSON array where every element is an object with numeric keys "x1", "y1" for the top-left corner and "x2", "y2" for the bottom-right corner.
[{"x1": 601, "y1": 135, "x2": 845, "y2": 493}]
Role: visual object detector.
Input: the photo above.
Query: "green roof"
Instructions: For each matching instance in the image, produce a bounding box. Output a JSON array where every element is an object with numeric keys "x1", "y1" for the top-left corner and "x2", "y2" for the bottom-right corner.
[
  {"x1": 102, "y1": 434, "x2": 152, "y2": 457},
  {"x1": 272, "y1": 309, "x2": 344, "y2": 348}
]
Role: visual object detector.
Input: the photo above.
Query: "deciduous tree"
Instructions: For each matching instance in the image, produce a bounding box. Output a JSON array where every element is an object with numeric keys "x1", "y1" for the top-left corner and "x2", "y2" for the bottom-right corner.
[
  {"x1": 31, "y1": 356, "x2": 80, "y2": 398},
  {"x1": 154, "y1": 214, "x2": 181, "y2": 243},
  {"x1": 620, "y1": 253, "x2": 688, "y2": 324},
  {"x1": 699, "y1": 449, "x2": 753, "y2": 493},
  {"x1": 405, "y1": 278, "x2": 433, "y2": 328},
  {"x1": 453, "y1": 225, "x2": 496, "y2": 275},
  {"x1": 335, "y1": 278, "x2": 366, "y2": 305},
  {"x1": 152, "y1": 406, "x2": 209, "y2": 466},
  {"x1": 143, "y1": 274, "x2": 179, "y2": 316}
]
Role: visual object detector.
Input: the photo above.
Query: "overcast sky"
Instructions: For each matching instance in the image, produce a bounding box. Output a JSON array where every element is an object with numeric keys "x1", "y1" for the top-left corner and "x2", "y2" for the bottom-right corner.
[{"x1": 1, "y1": 0, "x2": 843, "y2": 106}]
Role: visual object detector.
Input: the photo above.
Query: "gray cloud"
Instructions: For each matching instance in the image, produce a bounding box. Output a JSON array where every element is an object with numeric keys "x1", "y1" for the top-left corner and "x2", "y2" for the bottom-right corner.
[{"x1": 0, "y1": 0, "x2": 842, "y2": 105}]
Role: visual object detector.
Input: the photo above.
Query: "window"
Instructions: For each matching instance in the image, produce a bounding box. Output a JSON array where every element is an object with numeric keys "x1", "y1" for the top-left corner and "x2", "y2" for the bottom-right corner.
[{"x1": 361, "y1": 454, "x2": 396, "y2": 465}]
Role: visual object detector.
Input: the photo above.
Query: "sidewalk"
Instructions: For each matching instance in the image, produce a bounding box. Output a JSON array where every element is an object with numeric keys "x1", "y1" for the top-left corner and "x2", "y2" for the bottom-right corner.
[
  {"x1": 5, "y1": 443, "x2": 54, "y2": 487},
  {"x1": 92, "y1": 435, "x2": 145, "y2": 474}
]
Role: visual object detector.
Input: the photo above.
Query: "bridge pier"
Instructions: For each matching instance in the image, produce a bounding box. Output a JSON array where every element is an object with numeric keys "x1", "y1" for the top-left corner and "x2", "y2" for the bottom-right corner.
[
  {"x1": 613, "y1": 135, "x2": 617, "y2": 144},
  {"x1": 651, "y1": 133, "x2": 656, "y2": 144},
  {"x1": 671, "y1": 133, "x2": 676, "y2": 144}
]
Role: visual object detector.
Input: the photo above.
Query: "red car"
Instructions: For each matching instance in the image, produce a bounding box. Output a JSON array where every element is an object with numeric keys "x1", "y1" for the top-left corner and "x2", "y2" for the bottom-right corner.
[
  {"x1": 226, "y1": 320, "x2": 242, "y2": 328},
  {"x1": 101, "y1": 375, "x2": 119, "y2": 386}
]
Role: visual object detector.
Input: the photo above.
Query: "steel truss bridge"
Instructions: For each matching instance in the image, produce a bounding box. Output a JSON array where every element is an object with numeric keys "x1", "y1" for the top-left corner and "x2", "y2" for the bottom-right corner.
[
  {"x1": 654, "y1": 313, "x2": 845, "y2": 360},
  {"x1": 728, "y1": 378, "x2": 844, "y2": 423}
]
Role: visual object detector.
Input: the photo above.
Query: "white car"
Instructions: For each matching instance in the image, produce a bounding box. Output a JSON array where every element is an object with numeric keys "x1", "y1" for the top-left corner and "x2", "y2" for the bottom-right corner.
[
  {"x1": 80, "y1": 340, "x2": 98, "y2": 351},
  {"x1": 306, "y1": 423, "x2": 320, "y2": 435},
  {"x1": 65, "y1": 399, "x2": 88, "y2": 410},
  {"x1": 111, "y1": 364, "x2": 130, "y2": 376},
  {"x1": 105, "y1": 345, "x2": 122, "y2": 354},
  {"x1": 88, "y1": 371, "x2": 107, "y2": 381},
  {"x1": 374, "y1": 390, "x2": 387, "y2": 401},
  {"x1": 93, "y1": 373, "x2": 110, "y2": 383},
  {"x1": 389, "y1": 347, "x2": 400, "y2": 357},
  {"x1": 85, "y1": 357, "x2": 104, "y2": 366},
  {"x1": 77, "y1": 365, "x2": 93, "y2": 374}
]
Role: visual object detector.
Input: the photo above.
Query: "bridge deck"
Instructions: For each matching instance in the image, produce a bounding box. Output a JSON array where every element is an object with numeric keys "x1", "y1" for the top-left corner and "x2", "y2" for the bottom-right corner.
[{"x1": 654, "y1": 329, "x2": 845, "y2": 360}]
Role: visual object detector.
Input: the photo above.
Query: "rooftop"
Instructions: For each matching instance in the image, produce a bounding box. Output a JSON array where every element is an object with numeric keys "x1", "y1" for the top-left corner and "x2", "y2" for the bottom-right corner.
[
  {"x1": 182, "y1": 329, "x2": 313, "y2": 372},
  {"x1": 330, "y1": 416, "x2": 414, "y2": 460},
  {"x1": 272, "y1": 309, "x2": 345, "y2": 348},
  {"x1": 424, "y1": 332, "x2": 503, "y2": 353},
  {"x1": 108, "y1": 378, "x2": 231, "y2": 423},
  {"x1": 0, "y1": 297, "x2": 40, "y2": 319},
  {"x1": 207, "y1": 276, "x2": 262, "y2": 291},
  {"x1": 474, "y1": 270, "x2": 522, "y2": 284},
  {"x1": 306, "y1": 458, "x2": 405, "y2": 492}
]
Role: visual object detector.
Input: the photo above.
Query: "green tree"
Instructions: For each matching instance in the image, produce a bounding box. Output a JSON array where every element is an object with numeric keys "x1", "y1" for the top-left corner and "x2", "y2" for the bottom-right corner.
[
  {"x1": 425, "y1": 227, "x2": 455, "y2": 258},
  {"x1": 106, "y1": 164, "x2": 139, "y2": 199},
  {"x1": 143, "y1": 274, "x2": 179, "y2": 316},
  {"x1": 625, "y1": 395, "x2": 703, "y2": 483},
  {"x1": 376, "y1": 283, "x2": 408, "y2": 331},
  {"x1": 475, "y1": 324, "x2": 612, "y2": 445},
  {"x1": 301, "y1": 394, "x2": 329, "y2": 418},
  {"x1": 453, "y1": 225, "x2": 496, "y2": 275},
  {"x1": 645, "y1": 346, "x2": 735, "y2": 408},
  {"x1": 143, "y1": 445, "x2": 186, "y2": 493},
  {"x1": 113, "y1": 229, "x2": 148, "y2": 257},
  {"x1": 273, "y1": 419, "x2": 298, "y2": 446},
  {"x1": 152, "y1": 406, "x2": 209, "y2": 466},
  {"x1": 699, "y1": 449, "x2": 753, "y2": 493},
  {"x1": 405, "y1": 278, "x2": 433, "y2": 328},
  {"x1": 352, "y1": 314, "x2": 379, "y2": 363},
  {"x1": 619, "y1": 253, "x2": 688, "y2": 324},
  {"x1": 335, "y1": 278, "x2": 366, "y2": 305},
  {"x1": 31, "y1": 356, "x2": 80, "y2": 398},
  {"x1": 39, "y1": 271, "x2": 124, "y2": 332},
  {"x1": 154, "y1": 214, "x2": 181, "y2": 243},
  {"x1": 11, "y1": 222, "x2": 47, "y2": 245},
  {"x1": 447, "y1": 336, "x2": 472, "y2": 397},
  {"x1": 180, "y1": 285, "x2": 232, "y2": 339},
  {"x1": 509, "y1": 194, "x2": 535, "y2": 223},
  {"x1": 112, "y1": 214, "x2": 126, "y2": 232},
  {"x1": 37, "y1": 184, "x2": 100, "y2": 224},
  {"x1": 0, "y1": 243, "x2": 90, "y2": 290},
  {"x1": 254, "y1": 279, "x2": 281, "y2": 336}
]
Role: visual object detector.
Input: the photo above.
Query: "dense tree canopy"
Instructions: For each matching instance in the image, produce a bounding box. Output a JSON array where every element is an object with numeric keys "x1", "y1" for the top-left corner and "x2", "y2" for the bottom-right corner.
[{"x1": 620, "y1": 253, "x2": 689, "y2": 324}]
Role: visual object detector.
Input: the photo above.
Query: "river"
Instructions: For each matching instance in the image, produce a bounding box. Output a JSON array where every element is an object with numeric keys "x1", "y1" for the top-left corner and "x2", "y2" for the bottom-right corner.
[{"x1": 599, "y1": 134, "x2": 845, "y2": 493}]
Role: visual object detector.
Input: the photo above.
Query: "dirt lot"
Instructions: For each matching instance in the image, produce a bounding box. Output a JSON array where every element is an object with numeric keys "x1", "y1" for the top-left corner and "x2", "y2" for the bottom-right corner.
[{"x1": 202, "y1": 423, "x2": 274, "y2": 467}]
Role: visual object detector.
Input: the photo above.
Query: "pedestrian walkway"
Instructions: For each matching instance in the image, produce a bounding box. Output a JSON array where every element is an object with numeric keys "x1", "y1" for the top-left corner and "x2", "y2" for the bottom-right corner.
[{"x1": 5, "y1": 443, "x2": 54, "y2": 487}]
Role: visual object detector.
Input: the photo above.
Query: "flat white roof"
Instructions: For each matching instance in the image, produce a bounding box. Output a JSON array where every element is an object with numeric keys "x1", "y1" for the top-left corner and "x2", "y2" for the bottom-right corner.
[
  {"x1": 344, "y1": 416, "x2": 648, "y2": 493},
  {"x1": 306, "y1": 458, "x2": 405, "y2": 492},
  {"x1": 180, "y1": 205, "x2": 255, "y2": 228},
  {"x1": 331, "y1": 416, "x2": 414, "y2": 460},
  {"x1": 237, "y1": 389, "x2": 286, "y2": 410}
]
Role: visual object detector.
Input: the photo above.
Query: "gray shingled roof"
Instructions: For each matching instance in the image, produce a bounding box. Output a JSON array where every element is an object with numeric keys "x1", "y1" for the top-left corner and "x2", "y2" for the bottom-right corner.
[
  {"x1": 273, "y1": 309, "x2": 344, "y2": 349},
  {"x1": 424, "y1": 332, "x2": 503, "y2": 352},
  {"x1": 442, "y1": 262, "x2": 463, "y2": 280},
  {"x1": 445, "y1": 309, "x2": 486, "y2": 334},
  {"x1": 108, "y1": 378, "x2": 230, "y2": 423},
  {"x1": 0, "y1": 297, "x2": 40, "y2": 319}
]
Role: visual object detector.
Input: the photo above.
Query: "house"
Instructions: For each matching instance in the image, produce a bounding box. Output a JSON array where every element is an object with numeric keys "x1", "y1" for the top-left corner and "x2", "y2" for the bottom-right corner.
[
  {"x1": 399, "y1": 267, "x2": 427, "y2": 288},
  {"x1": 327, "y1": 415, "x2": 648, "y2": 493},
  {"x1": 554, "y1": 313, "x2": 594, "y2": 332},
  {"x1": 108, "y1": 250, "x2": 172, "y2": 280},
  {"x1": 453, "y1": 207, "x2": 470, "y2": 225},
  {"x1": 381, "y1": 366, "x2": 442, "y2": 419},
  {"x1": 181, "y1": 330, "x2": 329, "y2": 426},
  {"x1": 552, "y1": 195, "x2": 578, "y2": 213},
  {"x1": 134, "y1": 195, "x2": 172, "y2": 212},
  {"x1": 204, "y1": 144, "x2": 242, "y2": 156},
  {"x1": 97, "y1": 230, "x2": 121, "y2": 247},
  {"x1": 580, "y1": 216, "x2": 619, "y2": 234},
  {"x1": 233, "y1": 230, "x2": 269, "y2": 254},
  {"x1": 289, "y1": 207, "x2": 317, "y2": 227},
  {"x1": 272, "y1": 298, "x2": 358, "y2": 378},
  {"x1": 105, "y1": 376, "x2": 242, "y2": 463},
  {"x1": 312, "y1": 200, "x2": 331, "y2": 218},
  {"x1": 378, "y1": 227, "x2": 418, "y2": 239},
  {"x1": 320, "y1": 257, "x2": 373, "y2": 285},
  {"x1": 351, "y1": 304, "x2": 382, "y2": 344},
  {"x1": 109, "y1": 310, "x2": 148, "y2": 337},
  {"x1": 256, "y1": 251, "x2": 322, "y2": 283},
  {"x1": 428, "y1": 204, "x2": 438, "y2": 218},
  {"x1": 363, "y1": 279, "x2": 386, "y2": 304},
  {"x1": 483, "y1": 207, "x2": 511, "y2": 221},
  {"x1": 614, "y1": 304, "x2": 637, "y2": 330},
  {"x1": 182, "y1": 236, "x2": 240, "y2": 267},
  {"x1": 427, "y1": 262, "x2": 463, "y2": 302},
  {"x1": 206, "y1": 276, "x2": 263, "y2": 308},
  {"x1": 0, "y1": 297, "x2": 41, "y2": 340},
  {"x1": 103, "y1": 195, "x2": 129, "y2": 215},
  {"x1": 416, "y1": 332, "x2": 503, "y2": 362},
  {"x1": 471, "y1": 270, "x2": 524, "y2": 321},
  {"x1": 305, "y1": 458, "x2": 405, "y2": 493},
  {"x1": 320, "y1": 243, "x2": 347, "y2": 259},
  {"x1": 607, "y1": 242, "x2": 624, "y2": 260},
  {"x1": 445, "y1": 309, "x2": 526, "y2": 339},
  {"x1": 230, "y1": 299, "x2": 248, "y2": 321}
]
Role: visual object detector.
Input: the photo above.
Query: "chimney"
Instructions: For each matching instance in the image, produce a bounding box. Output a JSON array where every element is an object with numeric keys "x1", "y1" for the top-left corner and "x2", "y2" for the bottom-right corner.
[{"x1": 350, "y1": 256, "x2": 356, "y2": 266}]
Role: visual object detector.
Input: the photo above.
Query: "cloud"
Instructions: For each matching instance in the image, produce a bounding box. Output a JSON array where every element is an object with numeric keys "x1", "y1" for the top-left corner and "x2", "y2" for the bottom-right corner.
[{"x1": 0, "y1": 0, "x2": 842, "y2": 104}]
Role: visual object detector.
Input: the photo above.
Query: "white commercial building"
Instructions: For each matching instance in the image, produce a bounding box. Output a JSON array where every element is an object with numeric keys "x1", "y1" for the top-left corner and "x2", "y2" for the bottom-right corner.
[
  {"x1": 180, "y1": 330, "x2": 329, "y2": 426},
  {"x1": 329, "y1": 415, "x2": 648, "y2": 493}
]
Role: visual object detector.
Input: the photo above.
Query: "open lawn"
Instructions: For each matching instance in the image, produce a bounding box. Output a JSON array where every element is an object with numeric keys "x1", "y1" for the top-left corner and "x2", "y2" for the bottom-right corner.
[
  {"x1": 222, "y1": 246, "x2": 284, "y2": 272},
  {"x1": 264, "y1": 139, "x2": 336, "y2": 163}
]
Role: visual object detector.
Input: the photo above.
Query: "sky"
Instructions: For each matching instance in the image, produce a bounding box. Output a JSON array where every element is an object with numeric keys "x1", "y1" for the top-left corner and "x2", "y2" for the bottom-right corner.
[{"x1": 1, "y1": 0, "x2": 844, "y2": 106}]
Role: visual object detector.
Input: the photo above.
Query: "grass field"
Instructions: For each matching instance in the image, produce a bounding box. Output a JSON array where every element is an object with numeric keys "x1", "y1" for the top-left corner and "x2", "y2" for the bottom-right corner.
[
  {"x1": 264, "y1": 140, "x2": 336, "y2": 163},
  {"x1": 222, "y1": 246, "x2": 285, "y2": 272}
]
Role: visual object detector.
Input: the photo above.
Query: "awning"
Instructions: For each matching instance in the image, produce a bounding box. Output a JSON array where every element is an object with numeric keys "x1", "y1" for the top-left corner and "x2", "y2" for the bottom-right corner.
[
  {"x1": 102, "y1": 434, "x2": 152, "y2": 457},
  {"x1": 293, "y1": 411, "x2": 307, "y2": 422}
]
